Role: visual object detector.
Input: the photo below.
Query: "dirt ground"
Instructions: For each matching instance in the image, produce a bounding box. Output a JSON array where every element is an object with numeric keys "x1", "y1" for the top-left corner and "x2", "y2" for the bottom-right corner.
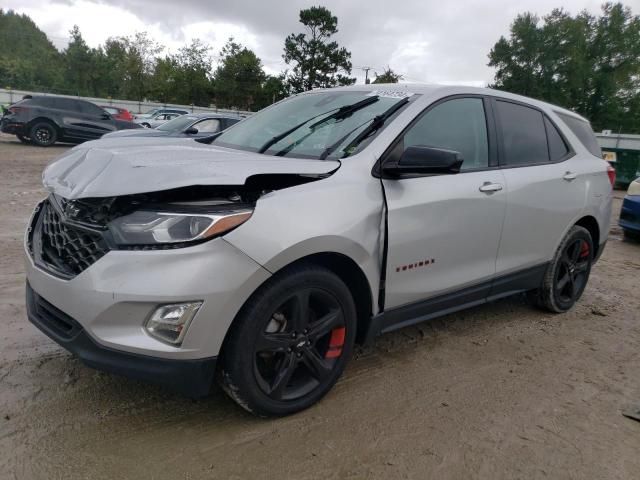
[{"x1": 0, "y1": 132, "x2": 638, "y2": 480}]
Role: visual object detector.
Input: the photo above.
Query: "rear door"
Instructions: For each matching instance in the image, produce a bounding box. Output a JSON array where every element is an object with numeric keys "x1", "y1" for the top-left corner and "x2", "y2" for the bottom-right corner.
[
  {"x1": 382, "y1": 96, "x2": 507, "y2": 309},
  {"x1": 492, "y1": 99, "x2": 585, "y2": 285}
]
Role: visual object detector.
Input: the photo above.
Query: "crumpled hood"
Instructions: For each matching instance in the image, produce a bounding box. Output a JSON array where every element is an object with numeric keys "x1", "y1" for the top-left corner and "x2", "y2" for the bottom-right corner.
[
  {"x1": 103, "y1": 129, "x2": 171, "y2": 139},
  {"x1": 43, "y1": 137, "x2": 340, "y2": 199}
]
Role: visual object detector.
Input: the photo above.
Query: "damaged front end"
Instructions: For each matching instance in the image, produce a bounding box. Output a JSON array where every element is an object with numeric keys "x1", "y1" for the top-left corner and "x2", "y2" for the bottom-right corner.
[{"x1": 28, "y1": 173, "x2": 331, "y2": 279}]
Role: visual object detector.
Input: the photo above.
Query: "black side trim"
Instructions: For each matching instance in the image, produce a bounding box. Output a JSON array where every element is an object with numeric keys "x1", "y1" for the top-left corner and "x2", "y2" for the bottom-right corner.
[
  {"x1": 364, "y1": 263, "x2": 548, "y2": 344},
  {"x1": 26, "y1": 283, "x2": 216, "y2": 398}
]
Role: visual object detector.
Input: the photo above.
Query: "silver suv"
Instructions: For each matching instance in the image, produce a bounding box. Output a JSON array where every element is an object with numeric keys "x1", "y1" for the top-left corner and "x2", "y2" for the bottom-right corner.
[{"x1": 25, "y1": 85, "x2": 614, "y2": 416}]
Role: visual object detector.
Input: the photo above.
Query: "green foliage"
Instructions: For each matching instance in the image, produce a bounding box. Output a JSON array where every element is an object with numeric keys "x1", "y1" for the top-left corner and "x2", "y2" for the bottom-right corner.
[
  {"x1": 0, "y1": 9, "x2": 62, "y2": 91},
  {"x1": 213, "y1": 38, "x2": 265, "y2": 110},
  {"x1": 489, "y1": 2, "x2": 640, "y2": 133},
  {"x1": 283, "y1": 6, "x2": 355, "y2": 92},
  {"x1": 372, "y1": 67, "x2": 403, "y2": 84}
]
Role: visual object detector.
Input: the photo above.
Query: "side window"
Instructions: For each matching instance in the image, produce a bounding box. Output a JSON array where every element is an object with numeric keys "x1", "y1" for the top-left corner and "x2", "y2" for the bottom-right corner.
[
  {"x1": 193, "y1": 118, "x2": 221, "y2": 133},
  {"x1": 403, "y1": 97, "x2": 489, "y2": 170},
  {"x1": 77, "y1": 101, "x2": 106, "y2": 116},
  {"x1": 544, "y1": 117, "x2": 569, "y2": 161},
  {"x1": 556, "y1": 113, "x2": 602, "y2": 157},
  {"x1": 496, "y1": 100, "x2": 549, "y2": 166}
]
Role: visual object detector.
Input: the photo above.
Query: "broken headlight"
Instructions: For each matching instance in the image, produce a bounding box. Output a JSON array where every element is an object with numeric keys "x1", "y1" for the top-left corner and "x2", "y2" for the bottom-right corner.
[{"x1": 108, "y1": 208, "x2": 253, "y2": 246}]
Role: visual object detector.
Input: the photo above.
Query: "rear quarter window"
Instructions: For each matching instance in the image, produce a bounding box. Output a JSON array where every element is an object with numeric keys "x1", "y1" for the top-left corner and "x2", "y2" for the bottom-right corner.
[{"x1": 556, "y1": 113, "x2": 601, "y2": 157}]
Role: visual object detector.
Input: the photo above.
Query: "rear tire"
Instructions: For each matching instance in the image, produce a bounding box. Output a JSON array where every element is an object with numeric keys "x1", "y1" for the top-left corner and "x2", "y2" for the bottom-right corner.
[
  {"x1": 528, "y1": 225, "x2": 593, "y2": 313},
  {"x1": 219, "y1": 264, "x2": 357, "y2": 417},
  {"x1": 29, "y1": 121, "x2": 57, "y2": 147}
]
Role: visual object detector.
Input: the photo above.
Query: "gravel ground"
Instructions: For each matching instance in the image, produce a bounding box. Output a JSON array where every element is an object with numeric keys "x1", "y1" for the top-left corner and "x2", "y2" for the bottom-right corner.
[{"x1": 0, "y1": 133, "x2": 639, "y2": 479}]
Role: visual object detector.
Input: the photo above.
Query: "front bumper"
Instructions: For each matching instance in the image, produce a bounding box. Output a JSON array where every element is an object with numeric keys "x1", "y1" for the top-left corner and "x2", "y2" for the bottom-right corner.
[
  {"x1": 620, "y1": 195, "x2": 640, "y2": 233},
  {"x1": 25, "y1": 232, "x2": 271, "y2": 361},
  {"x1": 27, "y1": 283, "x2": 217, "y2": 397}
]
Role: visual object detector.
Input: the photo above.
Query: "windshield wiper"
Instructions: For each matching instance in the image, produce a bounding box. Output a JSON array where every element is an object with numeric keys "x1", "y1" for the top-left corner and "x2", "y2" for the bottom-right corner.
[
  {"x1": 318, "y1": 96, "x2": 410, "y2": 160},
  {"x1": 257, "y1": 96, "x2": 379, "y2": 154}
]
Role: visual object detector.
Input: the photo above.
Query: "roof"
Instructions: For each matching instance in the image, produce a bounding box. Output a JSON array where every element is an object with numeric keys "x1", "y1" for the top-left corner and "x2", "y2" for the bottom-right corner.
[
  {"x1": 307, "y1": 83, "x2": 588, "y2": 122},
  {"x1": 596, "y1": 132, "x2": 640, "y2": 151}
]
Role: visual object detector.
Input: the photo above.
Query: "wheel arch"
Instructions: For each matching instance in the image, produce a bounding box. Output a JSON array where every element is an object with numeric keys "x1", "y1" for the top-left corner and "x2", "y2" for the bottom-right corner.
[
  {"x1": 28, "y1": 116, "x2": 61, "y2": 130},
  {"x1": 27, "y1": 117, "x2": 62, "y2": 140},
  {"x1": 217, "y1": 250, "x2": 376, "y2": 363},
  {"x1": 574, "y1": 215, "x2": 600, "y2": 253}
]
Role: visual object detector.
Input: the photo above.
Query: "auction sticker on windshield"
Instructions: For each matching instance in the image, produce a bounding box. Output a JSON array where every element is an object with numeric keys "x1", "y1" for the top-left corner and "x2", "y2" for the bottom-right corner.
[{"x1": 366, "y1": 90, "x2": 415, "y2": 99}]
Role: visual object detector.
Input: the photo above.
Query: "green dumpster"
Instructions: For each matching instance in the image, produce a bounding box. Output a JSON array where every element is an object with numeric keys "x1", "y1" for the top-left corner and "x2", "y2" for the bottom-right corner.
[{"x1": 596, "y1": 133, "x2": 640, "y2": 186}]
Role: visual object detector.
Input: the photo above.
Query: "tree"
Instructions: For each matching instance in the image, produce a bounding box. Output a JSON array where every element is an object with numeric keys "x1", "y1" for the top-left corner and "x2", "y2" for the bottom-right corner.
[
  {"x1": 488, "y1": 3, "x2": 640, "y2": 133},
  {"x1": 372, "y1": 67, "x2": 403, "y2": 84},
  {"x1": 117, "y1": 32, "x2": 164, "y2": 101},
  {"x1": 283, "y1": 6, "x2": 355, "y2": 93},
  {"x1": 173, "y1": 39, "x2": 212, "y2": 106},
  {"x1": 213, "y1": 38, "x2": 265, "y2": 109},
  {"x1": 0, "y1": 9, "x2": 63, "y2": 91},
  {"x1": 63, "y1": 26, "x2": 96, "y2": 96}
]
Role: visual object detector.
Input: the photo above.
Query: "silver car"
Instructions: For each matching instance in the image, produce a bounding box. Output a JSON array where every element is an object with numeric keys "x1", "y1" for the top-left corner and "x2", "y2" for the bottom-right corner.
[
  {"x1": 25, "y1": 84, "x2": 613, "y2": 416},
  {"x1": 134, "y1": 111, "x2": 185, "y2": 129}
]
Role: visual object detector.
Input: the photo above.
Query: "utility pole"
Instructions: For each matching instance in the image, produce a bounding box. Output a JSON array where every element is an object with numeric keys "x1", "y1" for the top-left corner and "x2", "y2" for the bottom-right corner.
[{"x1": 361, "y1": 66, "x2": 372, "y2": 84}]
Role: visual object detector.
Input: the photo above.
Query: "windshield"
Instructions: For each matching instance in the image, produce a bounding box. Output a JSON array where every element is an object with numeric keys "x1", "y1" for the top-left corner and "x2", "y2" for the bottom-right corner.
[
  {"x1": 214, "y1": 91, "x2": 414, "y2": 159},
  {"x1": 157, "y1": 115, "x2": 198, "y2": 132}
]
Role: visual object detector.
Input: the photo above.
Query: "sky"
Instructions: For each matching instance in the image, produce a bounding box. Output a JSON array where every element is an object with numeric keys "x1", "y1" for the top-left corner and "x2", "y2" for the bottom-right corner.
[{"x1": 4, "y1": 0, "x2": 608, "y2": 86}]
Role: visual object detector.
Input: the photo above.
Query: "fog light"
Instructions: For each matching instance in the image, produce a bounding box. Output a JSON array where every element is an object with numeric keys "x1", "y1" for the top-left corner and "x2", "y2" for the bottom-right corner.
[{"x1": 145, "y1": 302, "x2": 202, "y2": 345}]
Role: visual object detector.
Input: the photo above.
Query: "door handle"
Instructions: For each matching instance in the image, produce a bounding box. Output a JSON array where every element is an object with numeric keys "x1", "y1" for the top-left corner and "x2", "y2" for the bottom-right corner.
[
  {"x1": 479, "y1": 182, "x2": 503, "y2": 193},
  {"x1": 563, "y1": 171, "x2": 577, "y2": 181}
]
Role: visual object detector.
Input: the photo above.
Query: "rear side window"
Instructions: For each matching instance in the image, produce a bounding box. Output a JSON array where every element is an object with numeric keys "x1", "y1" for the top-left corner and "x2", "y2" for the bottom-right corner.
[
  {"x1": 77, "y1": 101, "x2": 106, "y2": 116},
  {"x1": 556, "y1": 113, "x2": 601, "y2": 157},
  {"x1": 544, "y1": 117, "x2": 569, "y2": 161},
  {"x1": 403, "y1": 97, "x2": 489, "y2": 170},
  {"x1": 496, "y1": 100, "x2": 549, "y2": 165}
]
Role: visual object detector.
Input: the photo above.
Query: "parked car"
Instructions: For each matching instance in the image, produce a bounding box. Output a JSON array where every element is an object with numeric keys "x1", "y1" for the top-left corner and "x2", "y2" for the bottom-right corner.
[
  {"x1": 134, "y1": 111, "x2": 185, "y2": 128},
  {"x1": 0, "y1": 96, "x2": 141, "y2": 146},
  {"x1": 620, "y1": 177, "x2": 640, "y2": 240},
  {"x1": 133, "y1": 108, "x2": 190, "y2": 122},
  {"x1": 103, "y1": 112, "x2": 241, "y2": 139},
  {"x1": 25, "y1": 84, "x2": 613, "y2": 416},
  {"x1": 99, "y1": 105, "x2": 133, "y2": 121}
]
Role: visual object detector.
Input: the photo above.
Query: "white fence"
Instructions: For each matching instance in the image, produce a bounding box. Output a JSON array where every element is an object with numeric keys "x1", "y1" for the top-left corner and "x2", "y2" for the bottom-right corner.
[{"x1": 0, "y1": 88, "x2": 252, "y2": 117}]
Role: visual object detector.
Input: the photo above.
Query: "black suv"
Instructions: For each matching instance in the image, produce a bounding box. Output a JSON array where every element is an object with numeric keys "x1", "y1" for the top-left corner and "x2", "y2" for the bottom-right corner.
[{"x1": 1, "y1": 96, "x2": 141, "y2": 146}]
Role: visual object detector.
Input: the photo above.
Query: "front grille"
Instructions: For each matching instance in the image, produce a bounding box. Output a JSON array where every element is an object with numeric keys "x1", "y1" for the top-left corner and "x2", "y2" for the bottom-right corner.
[{"x1": 31, "y1": 198, "x2": 109, "y2": 278}]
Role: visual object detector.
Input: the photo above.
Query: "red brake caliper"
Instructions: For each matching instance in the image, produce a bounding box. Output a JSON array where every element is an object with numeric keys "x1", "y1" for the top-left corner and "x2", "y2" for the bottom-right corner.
[
  {"x1": 580, "y1": 241, "x2": 590, "y2": 258},
  {"x1": 325, "y1": 327, "x2": 346, "y2": 359}
]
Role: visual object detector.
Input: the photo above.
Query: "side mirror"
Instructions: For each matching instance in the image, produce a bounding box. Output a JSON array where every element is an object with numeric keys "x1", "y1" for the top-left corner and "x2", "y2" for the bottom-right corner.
[
  {"x1": 184, "y1": 127, "x2": 199, "y2": 135},
  {"x1": 383, "y1": 145, "x2": 463, "y2": 176},
  {"x1": 101, "y1": 113, "x2": 111, "y2": 120}
]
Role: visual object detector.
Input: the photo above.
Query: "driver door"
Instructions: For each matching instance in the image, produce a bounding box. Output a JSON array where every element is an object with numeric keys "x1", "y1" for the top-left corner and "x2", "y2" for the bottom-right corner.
[{"x1": 382, "y1": 96, "x2": 507, "y2": 309}]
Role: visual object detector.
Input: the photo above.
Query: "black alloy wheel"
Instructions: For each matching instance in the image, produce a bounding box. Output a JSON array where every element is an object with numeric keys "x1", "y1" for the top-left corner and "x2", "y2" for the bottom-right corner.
[
  {"x1": 220, "y1": 264, "x2": 357, "y2": 417},
  {"x1": 29, "y1": 121, "x2": 57, "y2": 147},
  {"x1": 528, "y1": 225, "x2": 593, "y2": 313},
  {"x1": 254, "y1": 288, "x2": 346, "y2": 401},
  {"x1": 554, "y1": 237, "x2": 591, "y2": 308}
]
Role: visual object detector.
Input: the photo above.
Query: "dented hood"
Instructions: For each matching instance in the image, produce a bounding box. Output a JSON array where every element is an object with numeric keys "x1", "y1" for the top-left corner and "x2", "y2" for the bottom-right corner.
[{"x1": 43, "y1": 137, "x2": 340, "y2": 199}]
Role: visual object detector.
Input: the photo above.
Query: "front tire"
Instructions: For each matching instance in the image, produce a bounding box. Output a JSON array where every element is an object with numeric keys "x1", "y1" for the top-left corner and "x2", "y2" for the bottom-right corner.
[
  {"x1": 528, "y1": 225, "x2": 593, "y2": 313},
  {"x1": 29, "y1": 121, "x2": 57, "y2": 147},
  {"x1": 219, "y1": 264, "x2": 357, "y2": 417}
]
